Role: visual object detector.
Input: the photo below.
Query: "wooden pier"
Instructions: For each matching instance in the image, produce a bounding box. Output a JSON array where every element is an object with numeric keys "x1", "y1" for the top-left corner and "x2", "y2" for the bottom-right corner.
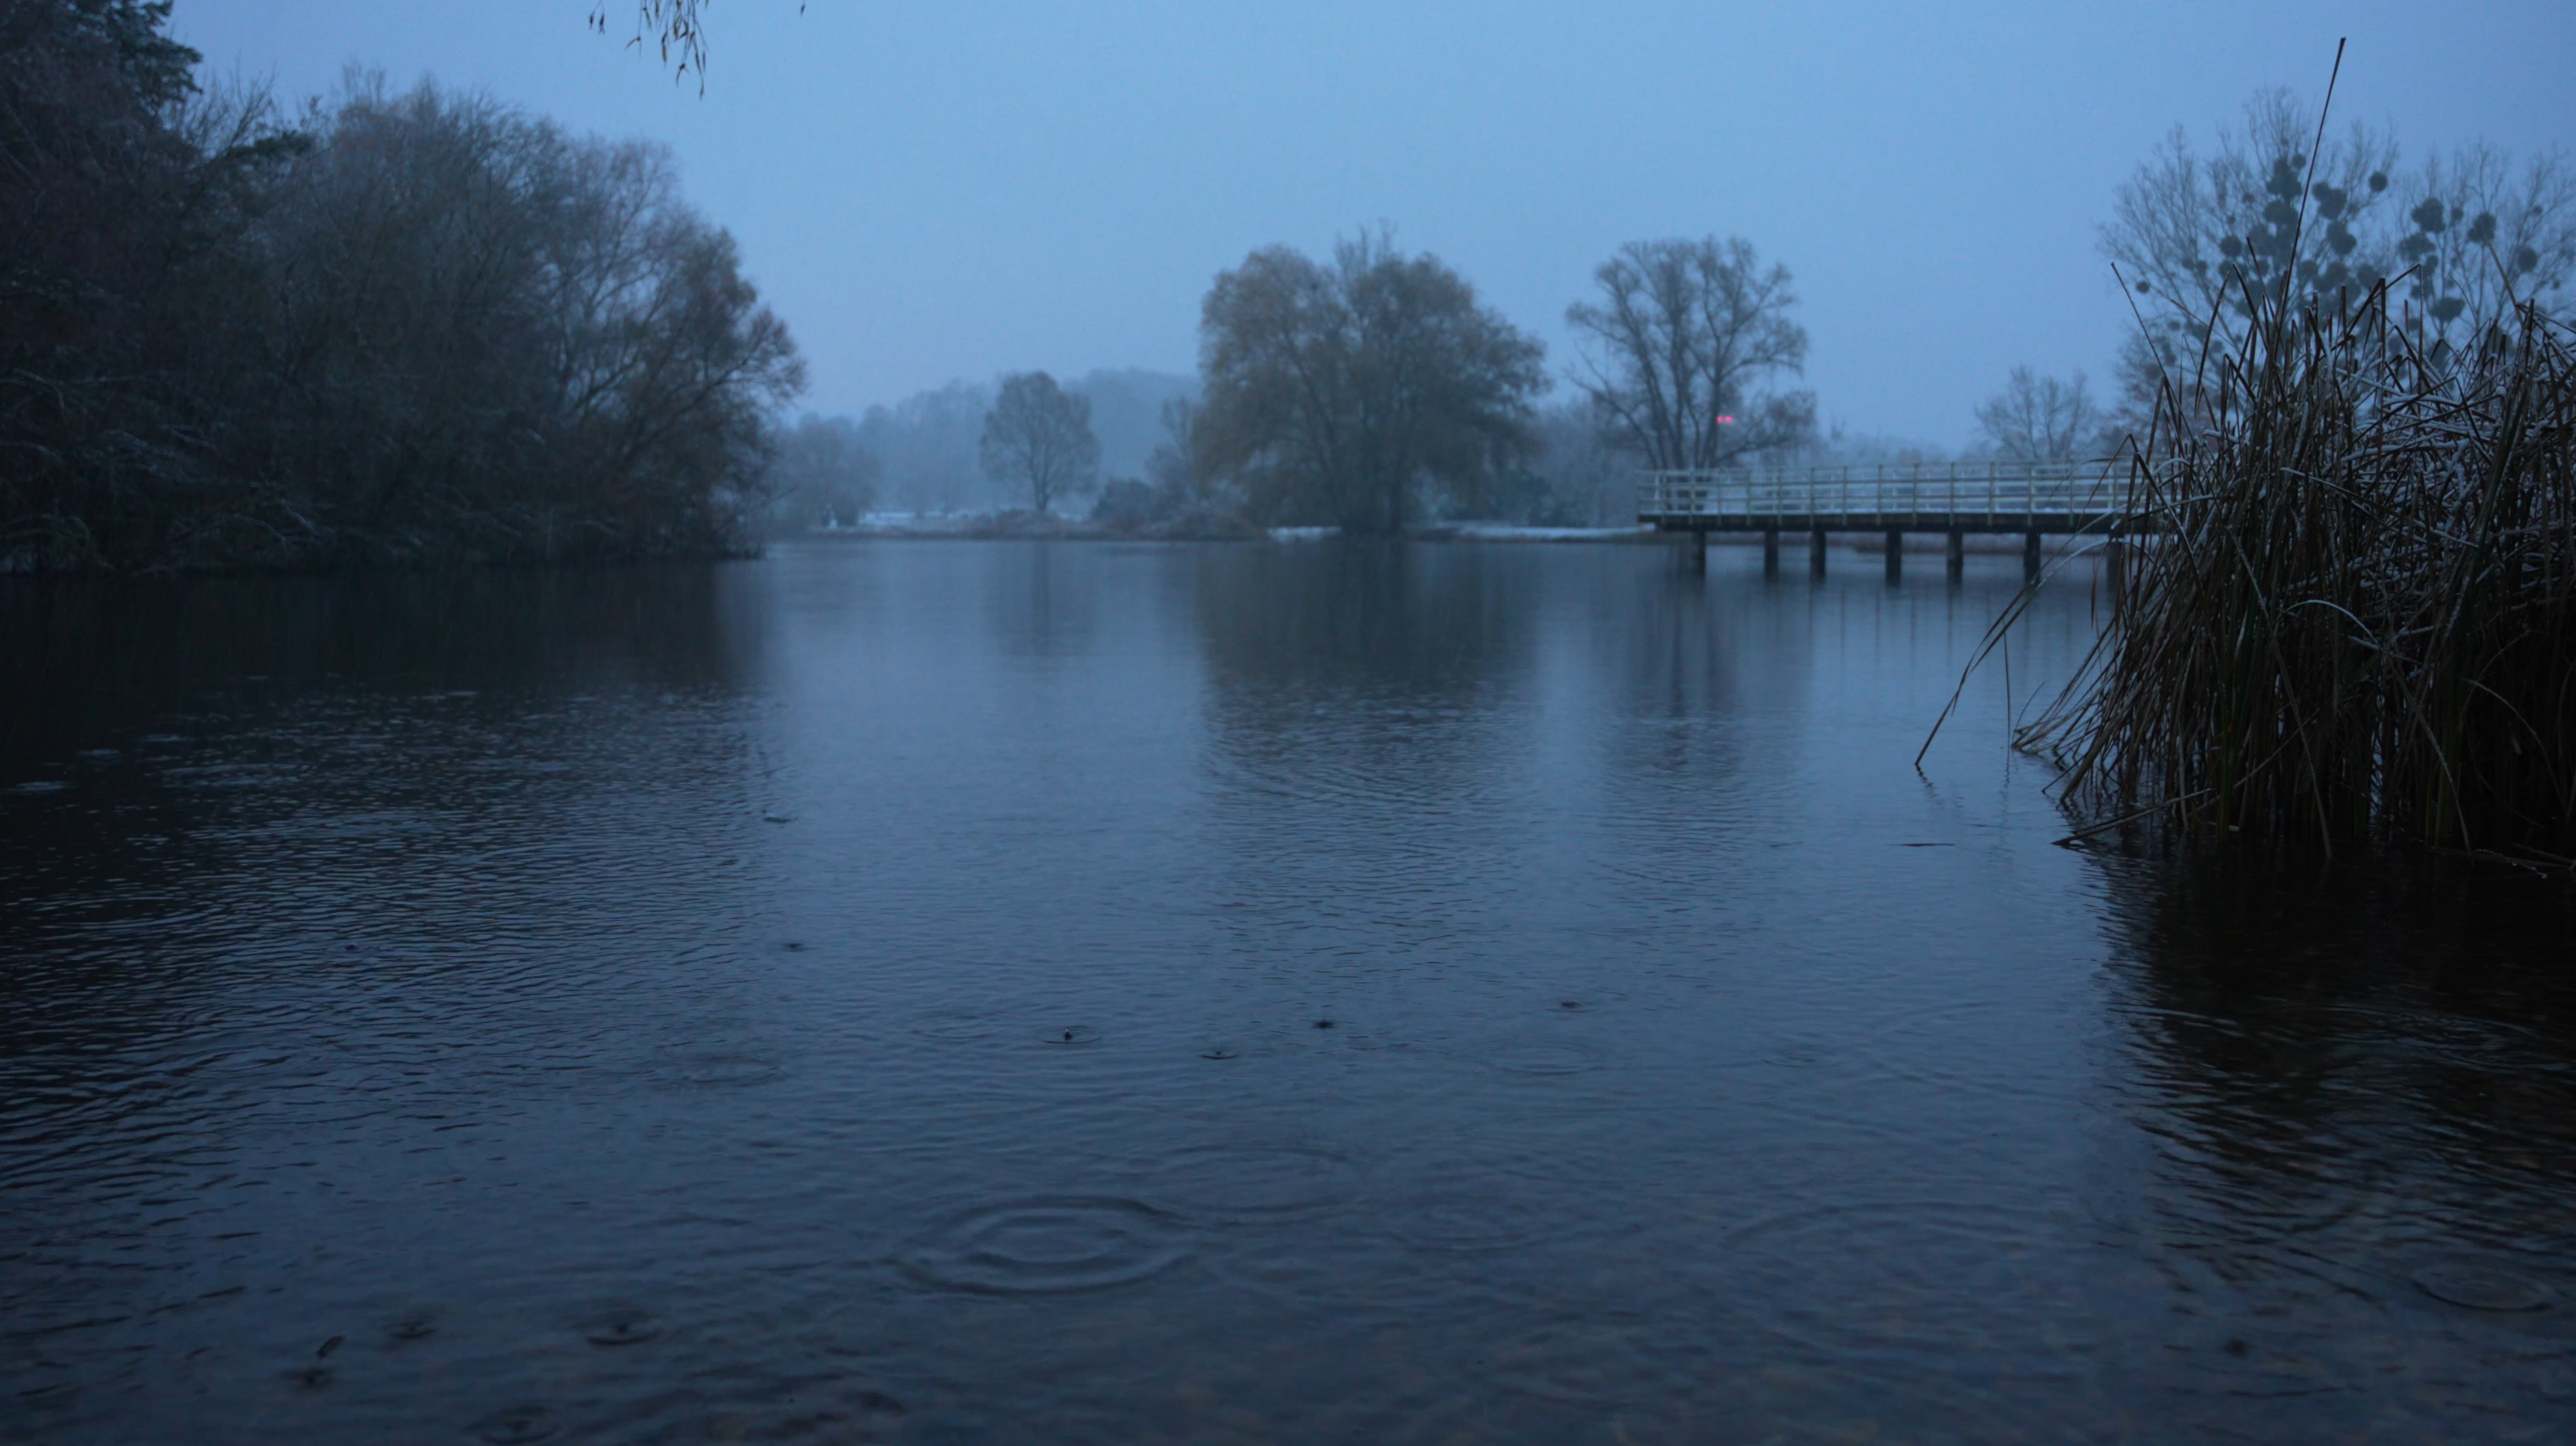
[{"x1": 1639, "y1": 460, "x2": 2151, "y2": 580}]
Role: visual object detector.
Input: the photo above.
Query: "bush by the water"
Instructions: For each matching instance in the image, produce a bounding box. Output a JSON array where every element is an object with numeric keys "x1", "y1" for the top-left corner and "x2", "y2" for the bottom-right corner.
[
  {"x1": 2015, "y1": 287, "x2": 2574, "y2": 863},
  {"x1": 2, "y1": 2, "x2": 801, "y2": 571}
]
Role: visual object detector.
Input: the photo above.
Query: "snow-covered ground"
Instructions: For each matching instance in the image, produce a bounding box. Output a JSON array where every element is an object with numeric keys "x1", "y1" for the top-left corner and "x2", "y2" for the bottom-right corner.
[
  {"x1": 798, "y1": 516, "x2": 1660, "y2": 544},
  {"x1": 849, "y1": 510, "x2": 1001, "y2": 531},
  {"x1": 1447, "y1": 523, "x2": 1655, "y2": 542}
]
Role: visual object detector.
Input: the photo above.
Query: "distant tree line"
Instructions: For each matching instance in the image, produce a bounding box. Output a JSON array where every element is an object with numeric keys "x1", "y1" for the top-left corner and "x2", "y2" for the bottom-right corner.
[
  {"x1": 581, "y1": 14, "x2": 2576, "y2": 526},
  {"x1": 1183, "y1": 228, "x2": 1811, "y2": 533},
  {"x1": 2, "y1": 0, "x2": 802, "y2": 571},
  {"x1": 12, "y1": 3, "x2": 1859, "y2": 561},
  {"x1": 823, "y1": 370, "x2": 1192, "y2": 520},
  {"x1": 797, "y1": 228, "x2": 1819, "y2": 536},
  {"x1": 761, "y1": 414, "x2": 876, "y2": 531}
]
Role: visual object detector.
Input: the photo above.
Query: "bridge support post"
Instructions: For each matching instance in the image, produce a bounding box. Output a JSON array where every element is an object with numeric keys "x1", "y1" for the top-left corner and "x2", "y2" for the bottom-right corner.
[
  {"x1": 2106, "y1": 533, "x2": 2127, "y2": 610},
  {"x1": 1809, "y1": 528, "x2": 1827, "y2": 577},
  {"x1": 1762, "y1": 528, "x2": 1780, "y2": 577},
  {"x1": 1946, "y1": 531, "x2": 1964, "y2": 582},
  {"x1": 2023, "y1": 531, "x2": 2042, "y2": 583},
  {"x1": 1691, "y1": 528, "x2": 1708, "y2": 573},
  {"x1": 1884, "y1": 531, "x2": 1903, "y2": 584}
]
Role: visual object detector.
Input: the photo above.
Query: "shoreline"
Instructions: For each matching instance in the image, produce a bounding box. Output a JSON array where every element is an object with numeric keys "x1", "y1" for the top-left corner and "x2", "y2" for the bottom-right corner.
[{"x1": 790, "y1": 520, "x2": 2098, "y2": 552}]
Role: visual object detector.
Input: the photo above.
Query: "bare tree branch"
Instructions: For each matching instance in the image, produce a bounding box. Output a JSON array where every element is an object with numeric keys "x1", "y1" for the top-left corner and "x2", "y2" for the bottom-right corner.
[
  {"x1": 1565, "y1": 236, "x2": 1813, "y2": 472},
  {"x1": 979, "y1": 372, "x2": 1098, "y2": 515}
]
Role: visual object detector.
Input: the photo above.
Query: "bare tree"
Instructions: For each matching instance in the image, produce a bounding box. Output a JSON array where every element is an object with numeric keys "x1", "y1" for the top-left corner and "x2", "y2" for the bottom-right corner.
[
  {"x1": 1565, "y1": 236, "x2": 1813, "y2": 474},
  {"x1": 2102, "y1": 87, "x2": 2576, "y2": 434},
  {"x1": 2385, "y1": 142, "x2": 2576, "y2": 354},
  {"x1": 978, "y1": 371, "x2": 1098, "y2": 515},
  {"x1": 1974, "y1": 368, "x2": 2106, "y2": 462},
  {"x1": 1196, "y1": 232, "x2": 1544, "y2": 532},
  {"x1": 2106, "y1": 91, "x2": 2398, "y2": 337}
]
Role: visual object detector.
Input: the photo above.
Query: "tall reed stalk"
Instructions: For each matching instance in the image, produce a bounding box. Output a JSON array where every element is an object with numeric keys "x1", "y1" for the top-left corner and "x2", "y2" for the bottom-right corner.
[{"x1": 2012, "y1": 290, "x2": 2574, "y2": 862}]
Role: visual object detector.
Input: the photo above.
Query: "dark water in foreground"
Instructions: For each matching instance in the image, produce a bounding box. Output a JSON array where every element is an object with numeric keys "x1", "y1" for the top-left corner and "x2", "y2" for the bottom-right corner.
[{"x1": 4, "y1": 540, "x2": 2573, "y2": 1444}]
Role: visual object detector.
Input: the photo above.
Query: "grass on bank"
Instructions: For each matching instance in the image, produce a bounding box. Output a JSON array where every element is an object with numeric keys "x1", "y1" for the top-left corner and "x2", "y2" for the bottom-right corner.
[{"x1": 1947, "y1": 285, "x2": 2574, "y2": 868}]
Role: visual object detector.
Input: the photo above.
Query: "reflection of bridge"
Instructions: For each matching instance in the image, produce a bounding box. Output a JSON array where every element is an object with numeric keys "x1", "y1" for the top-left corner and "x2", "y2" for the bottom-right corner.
[{"x1": 1639, "y1": 460, "x2": 2151, "y2": 579}]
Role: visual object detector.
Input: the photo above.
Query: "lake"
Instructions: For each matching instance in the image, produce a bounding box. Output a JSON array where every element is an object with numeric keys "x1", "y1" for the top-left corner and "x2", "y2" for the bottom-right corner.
[{"x1": 5, "y1": 539, "x2": 2572, "y2": 1444}]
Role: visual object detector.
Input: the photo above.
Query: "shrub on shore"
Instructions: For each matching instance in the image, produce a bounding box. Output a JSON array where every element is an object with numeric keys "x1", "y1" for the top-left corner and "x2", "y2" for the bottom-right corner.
[{"x1": 2014, "y1": 288, "x2": 2573, "y2": 864}]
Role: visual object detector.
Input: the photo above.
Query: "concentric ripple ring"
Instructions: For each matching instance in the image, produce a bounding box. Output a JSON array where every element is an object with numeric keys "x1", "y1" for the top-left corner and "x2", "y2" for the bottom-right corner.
[{"x1": 901, "y1": 1197, "x2": 1188, "y2": 1296}]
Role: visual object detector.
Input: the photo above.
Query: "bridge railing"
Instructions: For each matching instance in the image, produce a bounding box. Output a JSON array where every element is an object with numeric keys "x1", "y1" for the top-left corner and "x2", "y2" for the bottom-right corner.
[{"x1": 1639, "y1": 460, "x2": 2146, "y2": 526}]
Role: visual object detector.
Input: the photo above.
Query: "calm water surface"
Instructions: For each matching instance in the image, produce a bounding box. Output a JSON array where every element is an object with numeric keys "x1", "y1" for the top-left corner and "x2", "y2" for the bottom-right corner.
[{"x1": 4, "y1": 540, "x2": 2573, "y2": 1444}]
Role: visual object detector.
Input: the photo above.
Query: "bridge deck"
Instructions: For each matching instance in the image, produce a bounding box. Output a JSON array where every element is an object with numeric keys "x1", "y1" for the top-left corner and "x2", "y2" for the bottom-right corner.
[{"x1": 1639, "y1": 462, "x2": 2152, "y2": 534}]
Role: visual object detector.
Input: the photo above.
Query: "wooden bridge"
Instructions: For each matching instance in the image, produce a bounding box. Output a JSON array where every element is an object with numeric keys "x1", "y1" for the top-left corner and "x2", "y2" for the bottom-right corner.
[{"x1": 1638, "y1": 460, "x2": 2151, "y2": 579}]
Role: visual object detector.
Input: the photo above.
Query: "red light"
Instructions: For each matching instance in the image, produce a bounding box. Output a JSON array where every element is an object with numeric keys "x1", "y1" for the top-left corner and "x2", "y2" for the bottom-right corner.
[{"x1": 1716, "y1": 415, "x2": 1735, "y2": 424}]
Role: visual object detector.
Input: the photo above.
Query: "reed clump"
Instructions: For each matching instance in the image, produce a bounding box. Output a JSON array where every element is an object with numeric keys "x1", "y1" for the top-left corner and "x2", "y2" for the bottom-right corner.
[{"x1": 2016, "y1": 290, "x2": 2575, "y2": 865}]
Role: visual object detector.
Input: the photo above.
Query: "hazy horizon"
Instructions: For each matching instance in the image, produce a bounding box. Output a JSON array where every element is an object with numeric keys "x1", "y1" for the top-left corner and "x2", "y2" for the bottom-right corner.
[{"x1": 170, "y1": 1, "x2": 2576, "y2": 448}]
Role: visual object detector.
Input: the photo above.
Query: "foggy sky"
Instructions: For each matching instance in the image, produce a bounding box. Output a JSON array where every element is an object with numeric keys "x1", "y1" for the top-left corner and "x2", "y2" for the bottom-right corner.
[{"x1": 170, "y1": 1, "x2": 2575, "y2": 448}]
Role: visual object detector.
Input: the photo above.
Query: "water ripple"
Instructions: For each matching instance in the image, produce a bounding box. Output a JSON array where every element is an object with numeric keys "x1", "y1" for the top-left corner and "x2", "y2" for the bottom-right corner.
[{"x1": 900, "y1": 1197, "x2": 1189, "y2": 1296}]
